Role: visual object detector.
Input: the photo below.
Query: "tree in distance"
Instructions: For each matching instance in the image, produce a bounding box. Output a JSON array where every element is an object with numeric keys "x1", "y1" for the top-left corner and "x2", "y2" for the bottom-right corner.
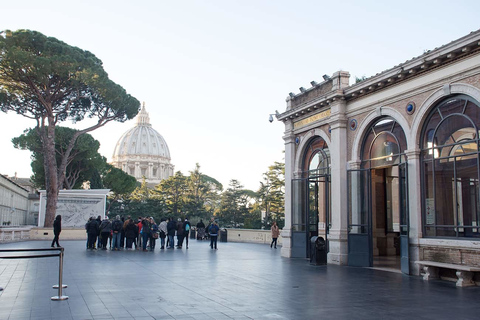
[{"x1": 0, "y1": 30, "x2": 140, "y2": 227}]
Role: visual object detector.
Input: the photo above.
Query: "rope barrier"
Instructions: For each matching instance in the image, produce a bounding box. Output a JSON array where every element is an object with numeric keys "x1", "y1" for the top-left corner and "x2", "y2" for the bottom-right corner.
[{"x1": 0, "y1": 247, "x2": 68, "y2": 300}]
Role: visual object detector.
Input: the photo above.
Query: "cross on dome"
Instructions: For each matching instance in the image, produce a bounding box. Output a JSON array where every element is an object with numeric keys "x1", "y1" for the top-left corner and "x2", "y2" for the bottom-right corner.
[{"x1": 136, "y1": 101, "x2": 151, "y2": 127}]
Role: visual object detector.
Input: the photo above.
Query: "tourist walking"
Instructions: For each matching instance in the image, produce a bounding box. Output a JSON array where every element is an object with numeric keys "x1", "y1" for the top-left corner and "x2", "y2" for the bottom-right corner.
[
  {"x1": 51, "y1": 215, "x2": 62, "y2": 248},
  {"x1": 159, "y1": 218, "x2": 167, "y2": 249},
  {"x1": 111, "y1": 215, "x2": 123, "y2": 250},
  {"x1": 270, "y1": 221, "x2": 280, "y2": 249},
  {"x1": 99, "y1": 217, "x2": 112, "y2": 250},
  {"x1": 183, "y1": 217, "x2": 191, "y2": 249},
  {"x1": 196, "y1": 219, "x2": 205, "y2": 240},
  {"x1": 209, "y1": 221, "x2": 219, "y2": 250},
  {"x1": 167, "y1": 217, "x2": 176, "y2": 249}
]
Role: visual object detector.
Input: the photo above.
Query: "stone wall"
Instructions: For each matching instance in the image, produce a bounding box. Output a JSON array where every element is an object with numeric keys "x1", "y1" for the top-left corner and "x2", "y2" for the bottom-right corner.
[{"x1": 226, "y1": 228, "x2": 282, "y2": 246}]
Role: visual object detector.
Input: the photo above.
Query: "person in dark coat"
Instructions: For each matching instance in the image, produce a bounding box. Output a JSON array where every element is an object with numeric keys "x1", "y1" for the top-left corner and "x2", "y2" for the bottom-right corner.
[
  {"x1": 176, "y1": 218, "x2": 185, "y2": 248},
  {"x1": 141, "y1": 217, "x2": 152, "y2": 251},
  {"x1": 209, "y1": 221, "x2": 219, "y2": 250},
  {"x1": 183, "y1": 217, "x2": 191, "y2": 249},
  {"x1": 86, "y1": 217, "x2": 99, "y2": 249},
  {"x1": 99, "y1": 218, "x2": 112, "y2": 250},
  {"x1": 51, "y1": 215, "x2": 62, "y2": 247},
  {"x1": 124, "y1": 219, "x2": 137, "y2": 249},
  {"x1": 167, "y1": 217, "x2": 176, "y2": 249}
]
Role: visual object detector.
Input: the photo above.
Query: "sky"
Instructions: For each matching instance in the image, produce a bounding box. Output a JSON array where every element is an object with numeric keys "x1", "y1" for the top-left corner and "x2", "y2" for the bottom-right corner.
[{"x1": 1, "y1": 0, "x2": 480, "y2": 191}]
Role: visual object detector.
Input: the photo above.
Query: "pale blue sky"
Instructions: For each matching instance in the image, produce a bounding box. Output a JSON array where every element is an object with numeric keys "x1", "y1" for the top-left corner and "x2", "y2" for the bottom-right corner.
[{"x1": 1, "y1": 0, "x2": 480, "y2": 190}]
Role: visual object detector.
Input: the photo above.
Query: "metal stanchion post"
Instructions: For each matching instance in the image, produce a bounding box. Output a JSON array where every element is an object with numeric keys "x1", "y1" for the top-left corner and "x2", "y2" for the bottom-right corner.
[{"x1": 51, "y1": 248, "x2": 68, "y2": 301}]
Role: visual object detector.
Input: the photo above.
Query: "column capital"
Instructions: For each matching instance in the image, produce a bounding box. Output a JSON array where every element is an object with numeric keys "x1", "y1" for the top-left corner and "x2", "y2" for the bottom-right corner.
[{"x1": 405, "y1": 148, "x2": 421, "y2": 160}]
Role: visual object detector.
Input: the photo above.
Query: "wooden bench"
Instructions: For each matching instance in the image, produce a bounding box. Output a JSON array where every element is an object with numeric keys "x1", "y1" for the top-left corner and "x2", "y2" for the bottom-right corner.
[{"x1": 415, "y1": 260, "x2": 480, "y2": 287}]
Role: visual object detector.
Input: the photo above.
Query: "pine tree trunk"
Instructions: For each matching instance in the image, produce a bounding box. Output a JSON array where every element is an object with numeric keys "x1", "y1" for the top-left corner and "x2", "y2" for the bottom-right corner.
[{"x1": 43, "y1": 122, "x2": 59, "y2": 228}]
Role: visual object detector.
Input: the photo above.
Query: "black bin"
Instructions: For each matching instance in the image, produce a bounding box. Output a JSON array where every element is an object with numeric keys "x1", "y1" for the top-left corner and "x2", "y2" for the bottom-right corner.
[
  {"x1": 190, "y1": 228, "x2": 196, "y2": 239},
  {"x1": 310, "y1": 236, "x2": 327, "y2": 265},
  {"x1": 220, "y1": 229, "x2": 228, "y2": 242}
]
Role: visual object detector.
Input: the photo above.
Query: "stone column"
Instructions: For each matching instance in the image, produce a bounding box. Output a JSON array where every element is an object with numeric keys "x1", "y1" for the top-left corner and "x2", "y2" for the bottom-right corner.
[
  {"x1": 406, "y1": 148, "x2": 422, "y2": 275},
  {"x1": 148, "y1": 163, "x2": 153, "y2": 179},
  {"x1": 281, "y1": 121, "x2": 295, "y2": 258},
  {"x1": 327, "y1": 99, "x2": 349, "y2": 265},
  {"x1": 135, "y1": 162, "x2": 140, "y2": 179}
]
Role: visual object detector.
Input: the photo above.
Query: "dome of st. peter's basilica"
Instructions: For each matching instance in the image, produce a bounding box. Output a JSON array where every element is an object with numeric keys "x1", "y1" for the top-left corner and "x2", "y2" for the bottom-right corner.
[{"x1": 111, "y1": 103, "x2": 174, "y2": 185}]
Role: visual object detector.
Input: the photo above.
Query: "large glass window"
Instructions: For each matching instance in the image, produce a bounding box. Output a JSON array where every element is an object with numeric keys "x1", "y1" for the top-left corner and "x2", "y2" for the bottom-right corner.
[
  {"x1": 421, "y1": 95, "x2": 480, "y2": 238},
  {"x1": 361, "y1": 117, "x2": 407, "y2": 169}
]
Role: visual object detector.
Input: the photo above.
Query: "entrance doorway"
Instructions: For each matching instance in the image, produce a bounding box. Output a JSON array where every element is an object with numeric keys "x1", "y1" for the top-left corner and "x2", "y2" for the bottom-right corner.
[
  {"x1": 347, "y1": 117, "x2": 409, "y2": 274},
  {"x1": 292, "y1": 137, "x2": 330, "y2": 258},
  {"x1": 371, "y1": 166, "x2": 401, "y2": 272}
]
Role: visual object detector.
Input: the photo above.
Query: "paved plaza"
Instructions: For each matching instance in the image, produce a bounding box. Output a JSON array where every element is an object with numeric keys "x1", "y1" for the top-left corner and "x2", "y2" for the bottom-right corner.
[{"x1": 0, "y1": 239, "x2": 479, "y2": 320}]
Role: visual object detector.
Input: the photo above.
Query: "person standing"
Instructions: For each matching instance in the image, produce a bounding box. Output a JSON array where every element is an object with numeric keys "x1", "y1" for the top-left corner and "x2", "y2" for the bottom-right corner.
[
  {"x1": 141, "y1": 217, "x2": 152, "y2": 251},
  {"x1": 96, "y1": 215, "x2": 102, "y2": 249},
  {"x1": 167, "y1": 217, "x2": 176, "y2": 249},
  {"x1": 270, "y1": 221, "x2": 280, "y2": 249},
  {"x1": 86, "y1": 217, "x2": 99, "y2": 249},
  {"x1": 183, "y1": 217, "x2": 191, "y2": 249},
  {"x1": 209, "y1": 221, "x2": 219, "y2": 250},
  {"x1": 120, "y1": 216, "x2": 125, "y2": 248},
  {"x1": 99, "y1": 217, "x2": 112, "y2": 250},
  {"x1": 176, "y1": 218, "x2": 184, "y2": 248},
  {"x1": 159, "y1": 218, "x2": 167, "y2": 249},
  {"x1": 125, "y1": 219, "x2": 137, "y2": 249},
  {"x1": 196, "y1": 219, "x2": 205, "y2": 240},
  {"x1": 136, "y1": 217, "x2": 143, "y2": 250},
  {"x1": 51, "y1": 215, "x2": 62, "y2": 248},
  {"x1": 149, "y1": 217, "x2": 158, "y2": 251},
  {"x1": 111, "y1": 215, "x2": 123, "y2": 251}
]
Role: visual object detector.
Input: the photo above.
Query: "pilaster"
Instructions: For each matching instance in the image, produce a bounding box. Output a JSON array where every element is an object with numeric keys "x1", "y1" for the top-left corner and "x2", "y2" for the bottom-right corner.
[
  {"x1": 405, "y1": 148, "x2": 422, "y2": 275},
  {"x1": 281, "y1": 121, "x2": 295, "y2": 258},
  {"x1": 327, "y1": 99, "x2": 349, "y2": 265}
]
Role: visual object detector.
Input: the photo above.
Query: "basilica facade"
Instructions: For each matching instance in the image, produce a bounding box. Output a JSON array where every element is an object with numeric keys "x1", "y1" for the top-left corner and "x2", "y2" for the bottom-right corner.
[
  {"x1": 278, "y1": 29, "x2": 480, "y2": 282},
  {"x1": 111, "y1": 104, "x2": 174, "y2": 186}
]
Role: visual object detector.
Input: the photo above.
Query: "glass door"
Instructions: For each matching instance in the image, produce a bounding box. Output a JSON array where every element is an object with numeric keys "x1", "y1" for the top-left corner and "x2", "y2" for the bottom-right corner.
[{"x1": 347, "y1": 169, "x2": 372, "y2": 267}]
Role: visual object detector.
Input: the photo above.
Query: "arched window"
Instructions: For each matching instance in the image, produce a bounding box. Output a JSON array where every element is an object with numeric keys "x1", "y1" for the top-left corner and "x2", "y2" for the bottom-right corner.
[
  {"x1": 361, "y1": 117, "x2": 407, "y2": 168},
  {"x1": 302, "y1": 137, "x2": 330, "y2": 177},
  {"x1": 421, "y1": 95, "x2": 480, "y2": 238}
]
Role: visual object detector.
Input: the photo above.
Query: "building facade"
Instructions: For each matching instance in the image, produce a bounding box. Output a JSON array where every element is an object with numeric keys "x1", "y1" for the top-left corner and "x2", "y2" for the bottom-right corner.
[
  {"x1": 278, "y1": 30, "x2": 480, "y2": 276},
  {"x1": 0, "y1": 174, "x2": 30, "y2": 226},
  {"x1": 111, "y1": 103, "x2": 174, "y2": 186}
]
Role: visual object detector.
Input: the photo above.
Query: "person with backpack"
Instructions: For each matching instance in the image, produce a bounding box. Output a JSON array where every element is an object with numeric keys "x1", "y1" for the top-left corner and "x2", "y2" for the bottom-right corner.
[
  {"x1": 111, "y1": 215, "x2": 123, "y2": 251},
  {"x1": 209, "y1": 220, "x2": 219, "y2": 250},
  {"x1": 183, "y1": 217, "x2": 191, "y2": 249}
]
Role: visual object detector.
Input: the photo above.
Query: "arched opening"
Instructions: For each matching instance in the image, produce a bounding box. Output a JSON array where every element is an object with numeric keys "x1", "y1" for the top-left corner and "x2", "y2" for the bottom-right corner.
[
  {"x1": 421, "y1": 95, "x2": 480, "y2": 239},
  {"x1": 291, "y1": 136, "x2": 331, "y2": 258},
  {"x1": 348, "y1": 117, "x2": 409, "y2": 273}
]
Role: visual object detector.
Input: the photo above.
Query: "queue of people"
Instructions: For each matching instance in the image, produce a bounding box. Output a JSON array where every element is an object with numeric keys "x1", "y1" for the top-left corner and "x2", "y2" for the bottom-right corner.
[{"x1": 85, "y1": 215, "x2": 194, "y2": 251}]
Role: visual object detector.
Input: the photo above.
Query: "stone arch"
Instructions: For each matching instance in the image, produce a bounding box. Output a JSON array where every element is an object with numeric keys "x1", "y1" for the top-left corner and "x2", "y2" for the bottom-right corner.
[
  {"x1": 411, "y1": 83, "x2": 480, "y2": 149},
  {"x1": 351, "y1": 107, "x2": 411, "y2": 162},
  {"x1": 294, "y1": 128, "x2": 332, "y2": 175}
]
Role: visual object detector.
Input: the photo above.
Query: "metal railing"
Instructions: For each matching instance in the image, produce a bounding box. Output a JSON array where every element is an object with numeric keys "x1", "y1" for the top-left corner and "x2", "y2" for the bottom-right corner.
[{"x1": 0, "y1": 247, "x2": 68, "y2": 300}]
